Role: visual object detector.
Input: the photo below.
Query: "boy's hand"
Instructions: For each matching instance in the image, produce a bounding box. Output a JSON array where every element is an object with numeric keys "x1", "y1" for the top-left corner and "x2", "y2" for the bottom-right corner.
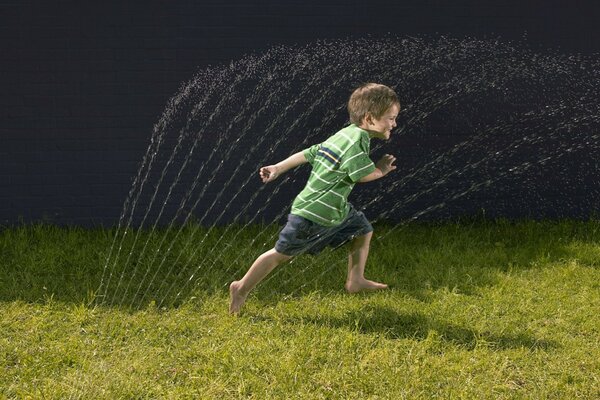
[
  {"x1": 259, "y1": 165, "x2": 280, "y2": 183},
  {"x1": 376, "y1": 154, "x2": 397, "y2": 176}
]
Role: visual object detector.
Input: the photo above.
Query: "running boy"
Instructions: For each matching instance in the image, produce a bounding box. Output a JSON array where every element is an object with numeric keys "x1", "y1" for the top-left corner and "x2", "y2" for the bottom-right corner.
[{"x1": 229, "y1": 83, "x2": 399, "y2": 314}]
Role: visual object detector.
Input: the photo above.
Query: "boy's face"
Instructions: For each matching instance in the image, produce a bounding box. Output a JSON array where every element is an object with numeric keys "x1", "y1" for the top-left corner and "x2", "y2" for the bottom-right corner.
[{"x1": 364, "y1": 104, "x2": 399, "y2": 140}]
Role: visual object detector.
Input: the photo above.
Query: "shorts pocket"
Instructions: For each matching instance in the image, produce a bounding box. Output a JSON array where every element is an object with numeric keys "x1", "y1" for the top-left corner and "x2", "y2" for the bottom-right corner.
[{"x1": 289, "y1": 216, "x2": 314, "y2": 240}]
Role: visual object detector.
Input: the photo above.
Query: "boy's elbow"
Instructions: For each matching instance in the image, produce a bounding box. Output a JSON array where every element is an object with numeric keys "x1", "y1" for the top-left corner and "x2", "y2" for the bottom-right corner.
[
  {"x1": 357, "y1": 175, "x2": 375, "y2": 183},
  {"x1": 358, "y1": 169, "x2": 382, "y2": 183}
]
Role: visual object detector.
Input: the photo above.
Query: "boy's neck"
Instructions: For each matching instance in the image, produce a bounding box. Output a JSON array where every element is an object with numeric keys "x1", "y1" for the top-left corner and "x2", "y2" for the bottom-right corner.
[{"x1": 355, "y1": 123, "x2": 376, "y2": 139}]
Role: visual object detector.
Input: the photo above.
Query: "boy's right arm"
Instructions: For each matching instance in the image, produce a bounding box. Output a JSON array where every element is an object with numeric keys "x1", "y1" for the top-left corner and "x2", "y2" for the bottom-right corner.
[
  {"x1": 357, "y1": 154, "x2": 396, "y2": 183},
  {"x1": 260, "y1": 151, "x2": 308, "y2": 183}
]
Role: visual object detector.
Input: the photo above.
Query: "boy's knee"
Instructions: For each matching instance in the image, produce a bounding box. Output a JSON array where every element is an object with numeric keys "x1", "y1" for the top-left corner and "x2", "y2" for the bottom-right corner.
[
  {"x1": 352, "y1": 231, "x2": 372, "y2": 247},
  {"x1": 271, "y1": 249, "x2": 293, "y2": 263},
  {"x1": 358, "y1": 231, "x2": 373, "y2": 241}
]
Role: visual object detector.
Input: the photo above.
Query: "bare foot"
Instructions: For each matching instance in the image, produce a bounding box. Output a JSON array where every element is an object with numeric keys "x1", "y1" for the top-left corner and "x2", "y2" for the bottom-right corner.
[
  {"x1": 229, "y1": 281, "x2": 247, "y2": 315},
  {"x1": 345, "y1": 278, "x2": 388, "y2": 294}
]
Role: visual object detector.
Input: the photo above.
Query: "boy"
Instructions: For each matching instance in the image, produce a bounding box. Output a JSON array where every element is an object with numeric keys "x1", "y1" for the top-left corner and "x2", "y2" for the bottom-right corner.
[{"x1": 229, "y1": 83, "x2": 399, "y2": 314}]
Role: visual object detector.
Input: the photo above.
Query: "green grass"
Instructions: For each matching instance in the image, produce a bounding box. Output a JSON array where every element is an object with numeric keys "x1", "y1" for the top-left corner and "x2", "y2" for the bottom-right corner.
[{"x1": 1, "y1": 220, "x2": 600, "y2": 398}]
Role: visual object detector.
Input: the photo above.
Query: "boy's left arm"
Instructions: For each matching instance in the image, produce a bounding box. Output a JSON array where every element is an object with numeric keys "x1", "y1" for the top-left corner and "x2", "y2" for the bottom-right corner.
[{"x1": 358, "y1": 154, "x2": 396, "y2": 183}]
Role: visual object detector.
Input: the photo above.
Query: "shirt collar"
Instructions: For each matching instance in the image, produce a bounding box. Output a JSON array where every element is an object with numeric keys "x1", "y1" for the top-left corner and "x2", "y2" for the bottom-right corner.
[{"x1": 349, "y1": 124, "x2": 371, "y2": 141}]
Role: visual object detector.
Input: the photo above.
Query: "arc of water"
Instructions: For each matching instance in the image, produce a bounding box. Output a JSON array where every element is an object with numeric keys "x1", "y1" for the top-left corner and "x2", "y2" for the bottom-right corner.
[
  {"x1": 153, "y1": 59, "x2": 344, "y2": 308},
  {"x1": 116, "y1": 54, "x2": 276, "y2": 308},
  {"x1": 162, "y1": 77, "x2": 349, "y2": 308},
  {"x1": 166, "y1": 39, "x2": 494, "y2": 302},
  {"x1": 130, "y1": 52, "x2": 302, "y2": 308},
  {"x1": 133, "y1": 46, "x2": 326, "y2": 307},
  {"x1": 107, "y1": 58, "x2": 262, "y2": 307},
  {"x1": 100, "y1": 42, "x2": 306, "y2": 307},
  {"x1": 97, "y1": 67, "x2": 231, "y2": 306}
]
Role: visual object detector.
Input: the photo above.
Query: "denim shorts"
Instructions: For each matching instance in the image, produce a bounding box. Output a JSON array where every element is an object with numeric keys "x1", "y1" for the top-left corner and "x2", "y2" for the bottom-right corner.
[{"x1": 274, "y1": 205, "x2": 373, "y2": 256}]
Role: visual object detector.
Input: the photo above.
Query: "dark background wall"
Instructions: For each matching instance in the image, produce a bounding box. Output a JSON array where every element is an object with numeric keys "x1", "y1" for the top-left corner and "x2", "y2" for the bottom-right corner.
[{"x1": 1, "y1": 1, "x2": 599, "y2": 226}]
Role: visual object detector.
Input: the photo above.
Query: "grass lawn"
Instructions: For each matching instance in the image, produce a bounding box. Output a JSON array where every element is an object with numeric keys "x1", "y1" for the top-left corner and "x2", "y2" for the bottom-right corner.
[{"x1": 1, "y1": 221, "x2": 599, "y2": 398}]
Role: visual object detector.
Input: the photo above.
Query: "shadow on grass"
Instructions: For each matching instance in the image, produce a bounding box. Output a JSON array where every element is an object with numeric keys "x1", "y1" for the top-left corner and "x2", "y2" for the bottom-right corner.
[
  {"x1": 1, "y1": 220, "x2": 599, "y2": 311},
  {"x1": 275, "y1": 304, "x2": 559, "y2": 351}
]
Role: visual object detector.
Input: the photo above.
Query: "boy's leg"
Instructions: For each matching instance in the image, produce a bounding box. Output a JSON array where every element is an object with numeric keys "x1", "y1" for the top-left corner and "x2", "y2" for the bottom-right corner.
[
  {"x1": 229, "y1": 248, "x2": 292, "y2": 314},
  {"x1": 345, "y1": 231, "x2": 388, "y2": 293}
]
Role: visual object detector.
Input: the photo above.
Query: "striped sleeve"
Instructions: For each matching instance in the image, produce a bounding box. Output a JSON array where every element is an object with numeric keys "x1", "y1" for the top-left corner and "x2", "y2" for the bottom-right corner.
[
  {"x1": 340, "y1": 142, "x2": 375, "y2": 182},
  {"x1": 303, "y1": 143, "x2": 320, "y2": 165}
]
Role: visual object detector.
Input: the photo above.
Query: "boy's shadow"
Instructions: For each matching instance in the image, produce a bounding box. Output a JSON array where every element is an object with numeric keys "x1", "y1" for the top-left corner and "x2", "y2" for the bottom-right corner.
[{"x1": 270, "y1": 304, "x2": 557, "y2": 351}]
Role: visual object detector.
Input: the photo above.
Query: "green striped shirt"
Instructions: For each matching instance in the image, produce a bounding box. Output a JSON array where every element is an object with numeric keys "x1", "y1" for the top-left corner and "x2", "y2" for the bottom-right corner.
[{"x1": 290, "y1": 124, "x2": 376, "y2": 226}]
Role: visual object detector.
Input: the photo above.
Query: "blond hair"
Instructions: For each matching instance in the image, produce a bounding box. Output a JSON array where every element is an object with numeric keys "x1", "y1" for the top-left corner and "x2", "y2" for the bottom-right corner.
[{"x1": 347, "y1": 83, "x2": 400, "y2": 125}]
